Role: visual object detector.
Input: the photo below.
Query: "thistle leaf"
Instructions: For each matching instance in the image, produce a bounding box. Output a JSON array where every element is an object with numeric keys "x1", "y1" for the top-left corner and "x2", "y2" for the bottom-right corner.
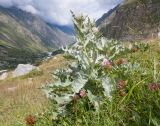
[{"x1": 102, "y1": 77, "x2": 112, "y2": 100}]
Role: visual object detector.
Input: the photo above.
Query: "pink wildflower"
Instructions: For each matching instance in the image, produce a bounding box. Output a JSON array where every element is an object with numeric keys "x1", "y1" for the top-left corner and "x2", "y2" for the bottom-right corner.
[
  {"x1": 103, "y1": 59, "x2": 111, "y2": 66},
  {"x1": 79, "y1": 89, "x2": 86, "y2": 97},
  {"x1": 118, "y1": 80, "x2": 126, "y2": 90},
  {"x1": 102, "y1": 58, "x2": 113, "y2": 70},
  {"x1": 148, "y1": 83, "x2": 160, "y2": 91},
  {"x1": 117, "y1": 80, "x2": 126, "y2": 97}
]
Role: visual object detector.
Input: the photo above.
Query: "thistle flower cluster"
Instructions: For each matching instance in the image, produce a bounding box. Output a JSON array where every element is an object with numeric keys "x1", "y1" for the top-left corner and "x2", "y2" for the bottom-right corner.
[
  {"x1": 115, "y1": 58, "x2": 128, "y2": 65},
  {"x1": 117, "y1": 80, "x2": 126, "y2": 97},
  {"x1": 25, "y1": 115, "x2": 37, "y2": 126},
  {"x1": 148, "y1": 83, "x2": 160, "y2": 91},
  {"x1": 102, "y1": 58, "x2": 112, "y2": 70}
]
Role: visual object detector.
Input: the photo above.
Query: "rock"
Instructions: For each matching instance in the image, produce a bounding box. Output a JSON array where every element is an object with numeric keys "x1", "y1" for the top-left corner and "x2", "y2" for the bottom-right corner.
[
  {"x1": 7, "y1": 86, "x2": 17, "y2": 92},
  {"x1": 0, "y1": 70, "x2": 7, "y2": 75},
  {"x1": 53, "y1": 56, "x2": 57, "y2": 60},
  {"x1": 48, "y1": 52, "x2": 52, "y2": 57},
  {"x1": 158, "y1": 32, "x2": 160, "y2": 39},
  {"x1": 0, "y1": 72, "x2": 8, "y2": 80},
  {"x1": 12, "y1": 64, "x2": 37, "y2": 77}
]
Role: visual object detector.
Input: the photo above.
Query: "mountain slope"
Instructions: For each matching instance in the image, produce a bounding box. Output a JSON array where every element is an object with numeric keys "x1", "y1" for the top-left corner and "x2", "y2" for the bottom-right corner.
[
  {"x1": 96, "y1": 4, "x2": 120, "y2": 26},
  {"x1": 0, "y1": 6, "x2": 73, "y2": 69},
  {"x1": 98, "y1": 0, "x2": 160, "y2": 41},
  {"x1": 48, "y1": 23, "x2": 75, "y2": 36}
]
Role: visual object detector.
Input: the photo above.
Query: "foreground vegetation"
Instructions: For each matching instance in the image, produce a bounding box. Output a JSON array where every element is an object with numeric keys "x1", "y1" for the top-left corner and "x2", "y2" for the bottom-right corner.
[
  {"x1": 35, "y1": 14, "x2": 160, "y2": 126},
  {"x1": 1, "y1": 14, "x2": 160, "y2": 126},
  {"x1": 0, "y1": 55, "x2": 69, "y2": 126}
]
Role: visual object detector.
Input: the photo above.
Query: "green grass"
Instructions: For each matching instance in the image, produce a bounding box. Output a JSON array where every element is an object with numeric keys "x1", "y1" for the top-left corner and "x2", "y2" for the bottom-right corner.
[{"x1": 20, "y1": 69, "x2": 44, "y2": 79}]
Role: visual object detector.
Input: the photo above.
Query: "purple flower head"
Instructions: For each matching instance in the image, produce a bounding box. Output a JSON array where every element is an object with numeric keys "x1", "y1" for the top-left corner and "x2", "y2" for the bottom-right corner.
[
  {"x1": 79, "y1": 89, "x2": 86, "y2": 97},
  {"x1": 102, "y1": 58, "x2": 111, "y2": 66},
  {"x1": 148, "y1": 83, "x2": 160, "y2": 91},
  {"x1": 118, "y1": 80, "x2": 126, "y2": 90}
]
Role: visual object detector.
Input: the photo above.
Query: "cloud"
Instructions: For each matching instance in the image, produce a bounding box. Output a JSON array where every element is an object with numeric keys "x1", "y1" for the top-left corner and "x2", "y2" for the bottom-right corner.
[
  {"x1": 20, "y1": 5, "x2": 37, "y2": 14},
  {"x1": 0, "y1": 0, "x2": 123, "y2": 25}
]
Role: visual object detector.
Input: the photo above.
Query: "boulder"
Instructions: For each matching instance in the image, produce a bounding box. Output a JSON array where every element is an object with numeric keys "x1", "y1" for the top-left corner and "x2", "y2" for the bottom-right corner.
[
  {"x1": 158, "y1": 32, "x2": 160, "y2": 39},
  {"x1": 13, "y1": 64, "x2": 37, "y2": 77},
  {"x1": 7, "y1": 87, "x2": 17, "y2": 92},
  {"x1": 0, "y1": 72, "x2": 8, "y2": 80},
  {"x1": 0, "y1": 70, "x2": 7, "y2": 75}
]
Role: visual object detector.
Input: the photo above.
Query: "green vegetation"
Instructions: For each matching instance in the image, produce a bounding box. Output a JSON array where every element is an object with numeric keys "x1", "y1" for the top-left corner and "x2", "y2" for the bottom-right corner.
[
  {"x1": 0, "y1": 47, "x2": 47, "y2": 69},
  {"x1": 34, "y1": 15, "x2": 160, "y2": 126},
  {"x1": 19, "y1": 69, "x2": 44, "y2": 79}
]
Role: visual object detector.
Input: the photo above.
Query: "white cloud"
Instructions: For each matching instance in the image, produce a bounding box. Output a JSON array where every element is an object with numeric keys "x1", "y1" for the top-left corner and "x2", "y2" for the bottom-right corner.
[
  {"x1": 20, "y1": 5, "x2": 37, "y2": 14},
  {"x1": 0, "y1": 0, "x2": 123, "y2": 25}
]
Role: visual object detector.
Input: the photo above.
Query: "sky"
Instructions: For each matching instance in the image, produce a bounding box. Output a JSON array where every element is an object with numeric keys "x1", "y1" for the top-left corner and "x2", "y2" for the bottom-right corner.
[{"x1": 0, "y1": 0, "x2": 123, "y2": 26}]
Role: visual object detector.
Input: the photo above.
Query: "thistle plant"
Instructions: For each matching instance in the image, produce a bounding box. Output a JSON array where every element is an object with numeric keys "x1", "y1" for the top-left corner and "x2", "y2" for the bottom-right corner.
[
  {"x1": 41, "y1": 13, "x2": 160, "y2": 126},
  {"x1": 42, "y1": 13, "x2": 127, "y2": 119}
]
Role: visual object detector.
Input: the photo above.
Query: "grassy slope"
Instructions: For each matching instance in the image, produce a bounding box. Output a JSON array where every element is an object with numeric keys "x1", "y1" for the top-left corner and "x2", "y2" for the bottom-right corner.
[
  {"x1": 0, "y1": 55, "x2": 69, "y2": 126},
  {"x1": 0, "y1": 22, "x2": 47, "y2": 52},
  {"x1": 0, "y1": 40, "x2": 160, "y2": 125}
]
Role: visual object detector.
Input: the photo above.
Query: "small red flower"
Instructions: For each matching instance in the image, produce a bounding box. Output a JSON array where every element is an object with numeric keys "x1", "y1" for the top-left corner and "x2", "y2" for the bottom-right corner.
[
  {"x1": 118, "y1": 80, "x2": 126, "y2": 90},
  {"x1": 25, "y1": 115, "x2": 37, "y2": 126},
  {"x1": 117, "y1": 80, "x2": 126, "y2": 97},
  {"x1": 148, "y1": 83, "x2": 160, "y2": 91},
  {"x1": 116, "y1": 58, "x2": 128, "y2": 65},
  {"x1": 131, "y1": 47, "x2": 139, "y2": 53},
  {"x1": 119, "y1": 90, "x2": 126, "y2": 97}
]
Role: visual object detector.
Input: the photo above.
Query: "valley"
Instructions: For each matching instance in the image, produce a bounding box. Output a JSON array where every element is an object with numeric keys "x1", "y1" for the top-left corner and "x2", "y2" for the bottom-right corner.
[
  {"x1": 0, "y1": 6, "x2": 73, "y2": 70},
  {"x1": 0, "y1": 0, "x2": 160, "y2": 126}
]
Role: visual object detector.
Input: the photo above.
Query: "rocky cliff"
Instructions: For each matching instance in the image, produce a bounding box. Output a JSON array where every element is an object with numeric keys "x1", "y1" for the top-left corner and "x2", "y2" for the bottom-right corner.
[{"x1": 98, "y1": 0, "x2": 160, "y2": 41}]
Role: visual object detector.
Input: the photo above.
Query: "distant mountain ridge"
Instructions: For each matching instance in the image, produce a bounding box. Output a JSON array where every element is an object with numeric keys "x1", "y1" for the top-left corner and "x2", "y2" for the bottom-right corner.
[
  {"x1": 48, "y1": 23, "x2": 75, "y2": 36},
  {"x1": 97, "y1": 0, "x2": 160, "y2": 41},
  {"x1": 0, "y1": 6, "x2": 73, "y2": 69},
  {"x1": 96, "y1": 4, "x2": 120, "y2": 26}
]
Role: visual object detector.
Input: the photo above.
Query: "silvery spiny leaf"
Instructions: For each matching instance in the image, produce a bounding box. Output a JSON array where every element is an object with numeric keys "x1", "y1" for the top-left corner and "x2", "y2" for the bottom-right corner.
[
  {"x1": 102, "y1": 76, "x2": 112, "y2": 100},
  {"x1": 87, "y1": 90, "x2": 100, "y2": 111},
  {"x1": 72, "y1": 74, "x2": 87, "y2": 93}
]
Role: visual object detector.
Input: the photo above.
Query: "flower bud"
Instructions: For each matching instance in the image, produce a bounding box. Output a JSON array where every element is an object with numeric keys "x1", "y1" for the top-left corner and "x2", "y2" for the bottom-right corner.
[
  {"x1": 148, "y1": 83, "x2": 160, "y2": 91},
  {"x1": 25, "y1": 115, "x2": 36, "y2": 126},
  {"x1": 102, "y1": 59, "x2": 111, "y2": 66},
  {"x1": 119, "y1": 90, "x2": 126, "y2": 97},
  {"x1": 92, "y1": 27, "x2": 99, "y2": 33},
  {"x1": 79, "y1": 89, "x2": 86, "y2": 97},
  {"x1": 116, "y1": 58, "x2": 128, "y2": 65},
  {"x1": 118, "y1": 80, "x2": 126, "y2": 90},
  {"x1": 102, "y1": 59, "x2": 113, "y2": 70}
]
